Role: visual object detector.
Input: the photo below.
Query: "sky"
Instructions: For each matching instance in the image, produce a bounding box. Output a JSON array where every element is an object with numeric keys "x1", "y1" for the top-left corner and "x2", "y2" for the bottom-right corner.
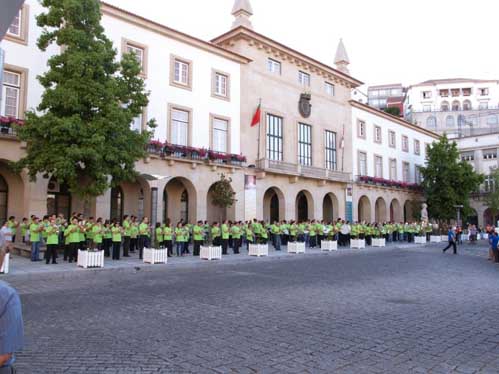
[{"x1": 105, "y1": 0, "x2": 499, "y2": 88}]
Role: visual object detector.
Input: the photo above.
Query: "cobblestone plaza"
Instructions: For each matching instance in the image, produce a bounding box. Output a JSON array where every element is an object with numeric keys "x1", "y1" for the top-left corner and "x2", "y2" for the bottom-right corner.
[{"x1": 5, "y1": 242, "x2": 499, "y2": 374}]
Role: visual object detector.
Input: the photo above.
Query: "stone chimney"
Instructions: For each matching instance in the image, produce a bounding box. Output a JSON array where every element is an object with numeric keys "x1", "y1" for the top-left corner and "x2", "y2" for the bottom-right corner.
[
  {"x1": 231, "y1": 0, "x2": 253, "y2": 30},
  {"x1": 334, "y1": 38, "x2": 350, "y2": 74}
]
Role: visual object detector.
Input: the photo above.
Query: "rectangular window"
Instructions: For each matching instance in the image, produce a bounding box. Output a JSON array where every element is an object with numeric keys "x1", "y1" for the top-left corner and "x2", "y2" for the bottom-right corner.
[
  {"x1": 389, "y1": 159, "x2": 397, "y2": 180},
  {"x1": 461, "y1": 152, "x2": 474, "y2": 161},
  {"x1": 266, "y1": 114, "x2": 283, "y2": 161},
  {"x1": 374, "y1": 155, "x2": 383, "y2": 178},
  {"x1": 415, "y1": 166, "x2": 422, "y2": 184},
  {"x1": 483, "y1": 149, "x2": 498, "y2": 160},
  {"x1": 423, "y1": 105, "x2": 432, "y2": 112},
  {"x1": 402, "y1": 135, "x2": 409, "y2": 152},
  {"x1": 170, "y1": 108, "x2": 189, "y2": 146},
  {"x1": 298, "y1": 123, "x2": 312, "y2": 166},
  {"x1": 126, "y1": 44, "x2": 145, "y2": 71},
  {"x1": 359, "y1": 152, "x2": 367, "y2": 176},
  {"x1": 388, "y1": 130, "x2": 396, "y2": 148},
  {"x1": 212, "y1": 117, "x2": 229, "y2": 153},
  {"x1": 374, "y1": 126, "x2": 382, "y2": 143},
  {"x1": 325, "y1": 82, "x2": 335, "y2": 96},
  {"x1": 325, "y1": 130, "x2": 337, "y2": 171},
  {"x1": 451, "y1": 89, "x2": 460, "y2": 97},
  {"x1": 298, "y1": 71, "x2": 310, "y2": 87},
  {"x1": 213, "y1": 71, "x2": 229, "y2": 99},
  {"x1": 422, "y1": 91, "x2": 432, "y2": 99},
  {"x1": 170, "y1": 55, "x2": 192, "y2": 89},
  {"x1": 131, "y1": 113, "x2": 143, "y2": 133},
  {"x1": 7, "y1": 10, "x2": 21, "y2": 36},
  {"x1": 485, "y1": 176, "x2": 495, "y2": 192},
  {"x1": 267, "y1": 58, "x2": 281, "y2": 75},
  {"x1": 357, "y1": 120, "x2": 366, "y2": 139},
  {"x1": 439, "y1": 89, "x2": 449, "y2": 97},
  {"x1": 403, "y1": 162, "x2": 410, "y2": 182},
  {"x1": 1, "y1": 71, "x2": 21, "y2": 117},
  {"x1": 479, "y1": 88, "x2": 489, "y2": 96},
  {"x1": 414, "y1": 140, "x2": 421, "y2": 155},
  {"x1": 462, "y1": 88, "x2": 471, "y2": 96}
]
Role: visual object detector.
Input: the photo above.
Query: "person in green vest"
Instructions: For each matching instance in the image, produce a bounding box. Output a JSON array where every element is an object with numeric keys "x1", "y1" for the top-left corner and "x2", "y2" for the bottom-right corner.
[
  {"x1": 29, "y1": 217, "x2": 43, "y2": 262},
  {"x1": 20, "y1": 217, "x2": 28, "y2": 244},
  {"x1": 308, "y1": 221, "x2": 317, "y2": 248},
  {"x1": 221, "y1": 220, "x2": 230, "y2": 255},
  {"x1": 154, "y1": 222, "x2": 164, "y2": 248},
  {"x1": 110, "y1": 219, "x2": 122, "y2": 260},
  {"x1": 85, "y1": 217, "x2": 95, "y2": 249},
  {"x1": 231, "y1": 222, "x2": 242, "y2": 254},
  {"x1": 67, "y1": 217, "x2": 81, "y2": 263},
  {"x1": 103, "y1": 220, "x2": 113, "y2": 257},
  {"x1": 245, "y1": 224, "x2": 254, "y2": 251},
  {"x1": 122, "y1": 215, "x2": 131, "y2": 257},
  {"x1": 260, "y1": 221, "x2": 269, "y2": 244},
  {"x1": 77, "y1": 218, "x2": 86, "y2": 251},
  {"x1": 211, "y1": 222, "x2": 221, "y2": 247},
  {"x1": 270, "y1": 221, "x2": 281, "y2": 251},
  {"x1": 162, "y1": 219, "x2": 173, "y2": 257},
  {"x1": 7, "y1": 216, "x2": 19, "y2": 244},
  {"x1": 92, "y1": 218, "x2": 103, "y2": 251},
  {"x1": 45, "y1": 218, "x2": 59, "y2": 265},
  {"x1": 63, "y1": 224, "x2": 71, "y2": 261},
  {"x1": 289, "y1": 221, "x2": 298, "y2": 243},
  {"x1": 138, "y1": 217, "x2": 150, "y2": 260},
  {"x1": 192, "y1": 221, "x2": 204, "y2": 256},
  {"x1": 129, "y1": 216, "x2": 138, "y2": 253},
  {"x1": 175, "y1": 222, "x2": 186, "y2": 256}
]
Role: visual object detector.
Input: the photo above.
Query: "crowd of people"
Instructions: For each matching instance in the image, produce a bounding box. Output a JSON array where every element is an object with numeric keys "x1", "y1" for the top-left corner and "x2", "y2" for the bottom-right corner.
[{"x1": 2, "y1": 214, "x2": 491, "y2": 265}]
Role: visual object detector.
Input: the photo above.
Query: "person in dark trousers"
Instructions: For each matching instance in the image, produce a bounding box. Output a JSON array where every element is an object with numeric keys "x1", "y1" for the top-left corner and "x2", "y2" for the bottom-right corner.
[
  {"x1": 111, "y1": 220, "x2": 122, "y2": 261},
  {"x1": 442, "y1": 227, "x2": 457, "y2": 254}
]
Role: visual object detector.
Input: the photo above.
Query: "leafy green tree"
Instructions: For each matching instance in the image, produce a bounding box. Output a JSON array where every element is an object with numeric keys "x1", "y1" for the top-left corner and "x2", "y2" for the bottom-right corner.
[
  {"x1": 15, "y1": 0, "x2": 155, "y2": 198},
  {"x1": 483, "y1": 168, "x2": 499, "y2": 222},
  {"x1": 210, "y1": 174, "x2": 236, "y2": 212},
  {"x1": 384, "y1": 107, "x2": 401, "y2": 117},
  {"x1": 420, "y1": 135, "x2": 484, "y2": 222}
]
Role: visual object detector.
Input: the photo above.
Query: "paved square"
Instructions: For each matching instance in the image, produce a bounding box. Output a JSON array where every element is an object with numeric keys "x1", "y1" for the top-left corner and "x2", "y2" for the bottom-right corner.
[{"x1": 5, "y1": 243, "x2": 499, "y2": 374}]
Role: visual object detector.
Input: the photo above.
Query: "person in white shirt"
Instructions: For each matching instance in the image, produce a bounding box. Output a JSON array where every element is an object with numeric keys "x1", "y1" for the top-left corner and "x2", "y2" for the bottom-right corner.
[{"x1": 0, "y1": 223, "x2": 12, "y2": 254}]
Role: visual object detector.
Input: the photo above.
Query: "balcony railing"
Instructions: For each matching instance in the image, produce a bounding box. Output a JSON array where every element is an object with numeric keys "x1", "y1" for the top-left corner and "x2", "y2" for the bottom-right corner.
[
  {"x1": 0, "y1": 116, "x2": 23, "y2": 137},
  {"x1": 256, "y1": 158, "x2": 351, "y2": 183},
  {"x1": 147, "y1": 142, "x2": 246, "y2": 167},
  {"x1": 357, "y1": 175, "x2": 423, "y2": 192}
]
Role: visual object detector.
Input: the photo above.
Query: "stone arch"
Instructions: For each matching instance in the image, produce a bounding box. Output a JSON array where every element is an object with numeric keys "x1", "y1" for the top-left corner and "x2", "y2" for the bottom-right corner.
[
  {"x1": 390, "y1": 199, "x2": 402, "y2": 223},
  {"x1": 358, "y1": 195, "x2": 371, "y2": 223},
  {"x1": 426, "y1": 116, "x2": 437, "y2": 129},
  {"x1": 404, "y1": 200, "x2": 417, "y2": 222},
  {"x1": 120, "y1": 175, "x2": 152, "y2": 221},
  {"x1": 163, "y1": 177, "x2": 197, "y2": 224},
  {"x1": 207, "y1": 181, "x2": 236, "y2": 223},
  {"x1": 446, "y1": 115, "x2": 455, "y2": 127},
  {"x1": 296, "y1": 190, "x2": 314, "y2": 221},
  {"x1": 375, "y1": 197, "x2": 387, "y2": 223},
  {"x1": 263, "y1": 187, "x2": 285, "y2": 223},
  {"x1": 323, "y1": 192, "x2": 339, "y2": 223},
  {"x1": 441, "y1": 101, "x2": 449, "y2": 111},
  {"x1": 463, "y1": 100, "x2": 472, "y2": 111},
  {"x1": 451, "y1": 100, "x2": 460, "y2": 111}
]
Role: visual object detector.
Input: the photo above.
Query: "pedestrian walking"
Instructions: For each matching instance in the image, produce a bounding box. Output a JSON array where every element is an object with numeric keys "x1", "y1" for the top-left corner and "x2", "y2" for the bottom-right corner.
[
  {"x1": 442, "y1": 227, "x2": 457, "y2": 254},
  {"x1": 488, "y1": 230, "x2": 499, "y2": 263}
]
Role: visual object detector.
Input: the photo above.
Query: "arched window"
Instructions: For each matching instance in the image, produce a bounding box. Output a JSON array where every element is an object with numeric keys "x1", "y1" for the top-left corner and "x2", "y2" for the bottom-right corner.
[
  {"x1": 0, "y1": 175, "x2": 7, "y2": 224},
  {"x1": 441, "y1": 101, "x2": 449, "y2": 111},
  {"x1": 452, "y1": 101, "x2": 460, "y2": 111},
  {"x1": 446, "y1": 115, "x2": 455, "y2": 127},
  {"x1": 463, "y1": 100, "x2": 472, "y2": 111},
  {"x1": 426, "y1": 116, "x2": 437, "y2": 129},
  {"x1": 487, "y1": 115, "x2": 498, "y2": 126},
  {"x1": 110, "y1": 187, "x2": 124, "y2": 222},
  {"x1": 458, "y1": 115, "x2": 466, "y2": 127}
]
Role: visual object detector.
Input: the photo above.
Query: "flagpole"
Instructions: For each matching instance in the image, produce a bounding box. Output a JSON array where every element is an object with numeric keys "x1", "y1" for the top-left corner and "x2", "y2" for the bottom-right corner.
[{"x1": 256, "y1": 98, "x2": 262, "y2": 163}]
